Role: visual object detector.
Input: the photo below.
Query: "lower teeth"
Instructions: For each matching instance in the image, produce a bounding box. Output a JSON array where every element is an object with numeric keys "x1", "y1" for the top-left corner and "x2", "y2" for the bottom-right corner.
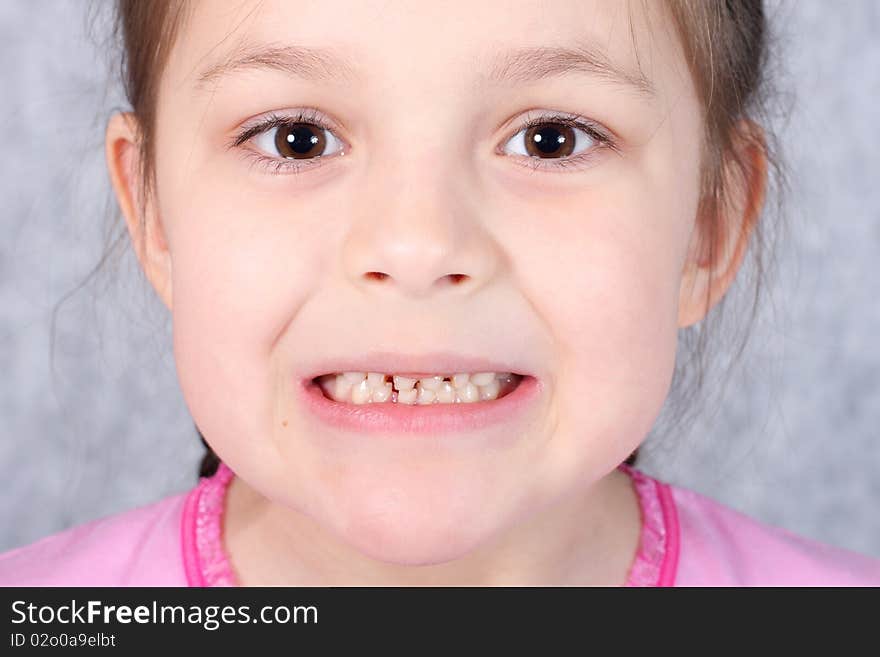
[{"x1": 316, "y1": 373, "x2": 521, "y2": 405}]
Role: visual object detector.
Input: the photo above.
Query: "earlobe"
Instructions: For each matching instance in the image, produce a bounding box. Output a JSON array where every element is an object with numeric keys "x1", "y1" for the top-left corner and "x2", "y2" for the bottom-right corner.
[
  {"x1": 677, "y1": 119, "x2": 768, "y2": 328},
  {"x1": 104, "y1": 112, "x2": 173, "y2": 310}
]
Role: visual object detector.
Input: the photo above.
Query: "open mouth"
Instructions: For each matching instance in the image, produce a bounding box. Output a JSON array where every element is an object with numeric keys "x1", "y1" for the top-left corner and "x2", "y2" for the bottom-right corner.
[
  {"x1": 312, "y1": 371, "x2": 524, "y2": 405},
  {"x1": 299, "y1": 372, "x2": 540, "y2": 435}
]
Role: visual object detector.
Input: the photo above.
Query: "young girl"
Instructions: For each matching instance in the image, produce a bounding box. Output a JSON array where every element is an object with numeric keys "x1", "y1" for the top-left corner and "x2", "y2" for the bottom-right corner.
[{"x1": 2, "y1": 0, "x2": 878, "y2": 586}]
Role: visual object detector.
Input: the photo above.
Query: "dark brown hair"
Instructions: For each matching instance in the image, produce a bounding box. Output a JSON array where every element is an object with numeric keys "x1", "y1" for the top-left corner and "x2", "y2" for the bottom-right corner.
[{"x1": 97, "y1": 0, "x2": 788, "y2": 478}]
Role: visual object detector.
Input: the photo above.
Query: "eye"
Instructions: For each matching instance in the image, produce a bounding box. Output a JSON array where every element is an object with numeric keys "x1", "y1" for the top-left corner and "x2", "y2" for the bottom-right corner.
[
  {"x1": 499, "y1": 111, "x2": 617, "y2": 172},
  {"x1": 229, "y1": 108, "x2": 346, "y2": 176},
  {"x1": 230, "y1": 108, "x2": 617, "y2": 177}
]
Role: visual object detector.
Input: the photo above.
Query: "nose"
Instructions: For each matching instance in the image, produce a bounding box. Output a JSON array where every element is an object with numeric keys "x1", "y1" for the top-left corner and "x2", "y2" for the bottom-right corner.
[{"x1": 342, "y1": 166, "x2": 500, "y2": 299}]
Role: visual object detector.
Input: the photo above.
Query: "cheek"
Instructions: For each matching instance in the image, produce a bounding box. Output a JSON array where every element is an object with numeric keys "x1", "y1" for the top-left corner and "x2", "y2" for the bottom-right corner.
[
  {"x1": 160, "y1": 174, "x2": 332, "y2": 463},
  {"x1": 575, "y1": 219, "x2": 679, "y2": 453},
  {"x1": 559, "y1": 215, "x2": 680, "y2": 421},
  {"x1": 501, "y1": 177, "x2": 688, "y2": 470},
  {"x1": 555, "y1": 209, "x2": 681, "y2": 385}
]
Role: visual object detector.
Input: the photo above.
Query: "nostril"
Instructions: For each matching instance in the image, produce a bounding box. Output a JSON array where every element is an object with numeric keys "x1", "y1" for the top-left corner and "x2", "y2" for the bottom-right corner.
[
  {"x1": 365, "y1": 271, "x2": 389, "y2": 281},
  {"x1": 447, "y1": 274, "x2": 467, "y2": 284}
]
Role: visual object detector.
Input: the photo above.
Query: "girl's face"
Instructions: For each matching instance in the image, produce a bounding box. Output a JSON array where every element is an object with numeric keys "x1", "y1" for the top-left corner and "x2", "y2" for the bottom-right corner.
[{"x1": 113, "y1": 0, "x2": 736, "y2": 565}]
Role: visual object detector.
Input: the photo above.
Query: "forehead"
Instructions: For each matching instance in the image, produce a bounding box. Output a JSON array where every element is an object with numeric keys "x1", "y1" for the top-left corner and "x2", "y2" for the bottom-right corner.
[{"x1": 168, "y1": 0, "x2": 688, "y2": 105}]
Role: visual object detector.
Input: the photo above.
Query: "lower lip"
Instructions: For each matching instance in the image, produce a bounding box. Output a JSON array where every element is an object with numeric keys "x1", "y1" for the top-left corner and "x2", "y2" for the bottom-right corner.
[{"x1": 297, "y1": 375, "x2": 542, "y2": 434}]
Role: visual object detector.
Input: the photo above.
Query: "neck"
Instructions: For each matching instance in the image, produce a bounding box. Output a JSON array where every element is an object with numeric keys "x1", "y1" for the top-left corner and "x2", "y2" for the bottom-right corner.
[{"x1": 222, "y1": 466, "x2": 642, "y2": 586}]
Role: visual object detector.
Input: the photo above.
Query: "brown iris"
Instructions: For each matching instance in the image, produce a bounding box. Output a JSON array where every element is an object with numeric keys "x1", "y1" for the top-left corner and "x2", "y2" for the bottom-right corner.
[
  {"x1": 523, "y1": 122, "x2": 576, "y2": 159},
  {"x1": 274, "y1": 122, "x2": 327, "y2": 159}
]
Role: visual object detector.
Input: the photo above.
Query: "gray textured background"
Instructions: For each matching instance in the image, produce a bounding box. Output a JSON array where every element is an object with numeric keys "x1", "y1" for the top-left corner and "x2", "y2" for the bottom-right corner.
[{"x1": 2, "y1": 1, "x2": 878, "y2": 558}]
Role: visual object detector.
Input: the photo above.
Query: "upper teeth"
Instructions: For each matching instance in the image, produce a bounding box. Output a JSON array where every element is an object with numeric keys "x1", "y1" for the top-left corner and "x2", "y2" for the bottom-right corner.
[{"x1": 317, "y1": 371, "x2": 517, "y2": 405}]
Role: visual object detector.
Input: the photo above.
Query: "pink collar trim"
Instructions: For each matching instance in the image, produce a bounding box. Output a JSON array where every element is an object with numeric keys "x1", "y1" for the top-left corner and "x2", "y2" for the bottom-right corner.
[
  {"x1": 181, "y1": 462, "x2": 238, "y2": 587},
  {"x1": 618, "y1": 463, "x2": 680, "y2": 586},
  {"x1": 181, "y1": 461, "x2": 679, "y2": 586}
]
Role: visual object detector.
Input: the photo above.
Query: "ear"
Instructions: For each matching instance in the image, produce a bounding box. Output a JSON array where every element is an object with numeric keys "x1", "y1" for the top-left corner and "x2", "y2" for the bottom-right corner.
[
  {"x1": 104, "y1": 112, "x2": 173, "y2": 310},
  {"x1": 678, "y1": 119, "x2": 768, "y2": 328}
]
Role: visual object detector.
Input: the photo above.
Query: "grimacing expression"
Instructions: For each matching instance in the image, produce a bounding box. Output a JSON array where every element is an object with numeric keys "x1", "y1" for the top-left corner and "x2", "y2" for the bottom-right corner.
[{"x1": 107, "y1": 0, "x2": 755, "y2": 566}]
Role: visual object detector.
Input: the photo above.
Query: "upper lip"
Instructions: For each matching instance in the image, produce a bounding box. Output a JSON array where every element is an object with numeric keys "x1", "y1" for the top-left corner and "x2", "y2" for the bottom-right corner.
[{"x1": 301, "y1": 350, "x2": 534, "y2": 381}]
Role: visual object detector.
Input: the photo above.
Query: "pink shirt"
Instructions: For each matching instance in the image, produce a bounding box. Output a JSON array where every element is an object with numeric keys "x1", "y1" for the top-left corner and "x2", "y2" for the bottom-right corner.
[{"x1": 1, "y1": 462, "x2": 878, "y2": 586}]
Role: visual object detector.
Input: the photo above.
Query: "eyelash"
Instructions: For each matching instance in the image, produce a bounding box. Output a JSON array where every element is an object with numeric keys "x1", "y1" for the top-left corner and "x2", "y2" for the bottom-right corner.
[{"x1": 227, "y1": 107, "x2": 619, "y2": 177}]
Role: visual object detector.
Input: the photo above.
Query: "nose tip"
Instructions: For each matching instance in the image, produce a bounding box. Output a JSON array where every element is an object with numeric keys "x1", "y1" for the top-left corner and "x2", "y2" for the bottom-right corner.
[{"x1": 343, "y1": 173, "x2": 497, "y2": 298}]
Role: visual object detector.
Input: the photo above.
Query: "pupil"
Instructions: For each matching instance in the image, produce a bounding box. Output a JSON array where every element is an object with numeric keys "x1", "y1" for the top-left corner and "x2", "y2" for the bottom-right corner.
[
  {"x1": 526, "y1": 123, "x2": 575, "y2": 158},
  {"x1": 275, "y1": 123, "x2": 326, "y2": 159}
]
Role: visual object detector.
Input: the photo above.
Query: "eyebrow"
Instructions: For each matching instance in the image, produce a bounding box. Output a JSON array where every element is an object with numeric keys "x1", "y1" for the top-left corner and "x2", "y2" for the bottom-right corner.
[
  {"x1": 483, "y1": 44, "x2": 656, "y2": 100},
  {"x1": 193, "y1": 42, "x2": 359, "y2": 90},
  {"x1": 193, "y1": 40, "x2": 657, "y2": 101}
]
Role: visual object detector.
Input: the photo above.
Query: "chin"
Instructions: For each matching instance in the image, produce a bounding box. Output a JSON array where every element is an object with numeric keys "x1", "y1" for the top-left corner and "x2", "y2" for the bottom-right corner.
[
  {"x1": 338, "y1": 514, "x2": 488, "y2": 567},
  {"x1": 324, "y1": 482, "x2": 500, "y2": 567}
]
